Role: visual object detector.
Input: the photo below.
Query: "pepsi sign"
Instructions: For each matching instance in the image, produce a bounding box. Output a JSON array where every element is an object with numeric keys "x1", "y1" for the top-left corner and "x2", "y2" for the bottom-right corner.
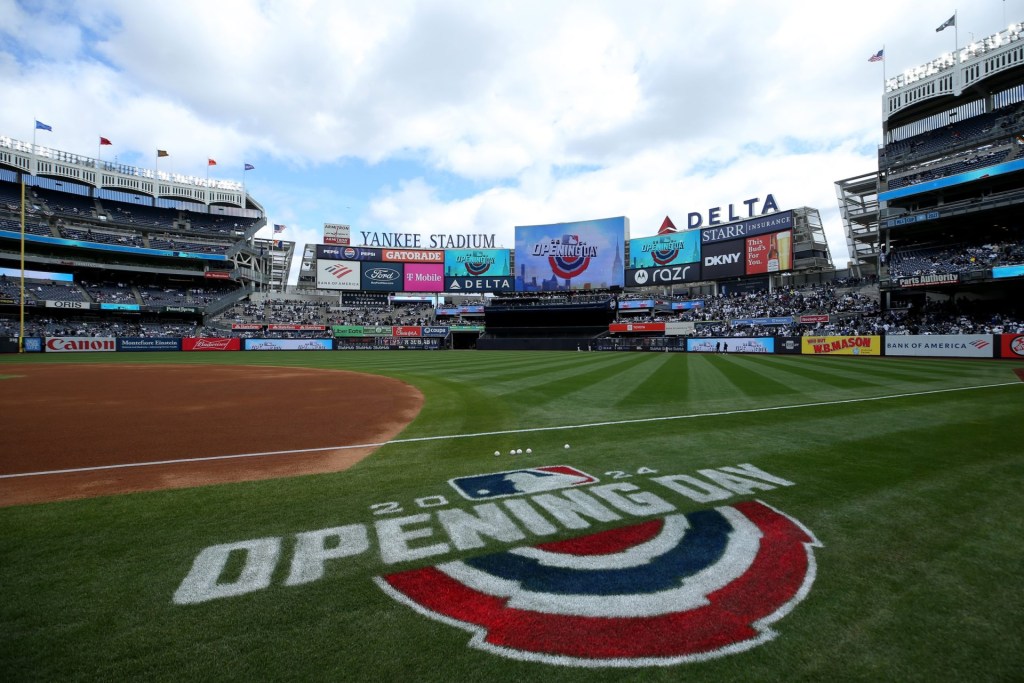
[{"x1": 316, "y1": 245, "x2": 382, "y2": 261}]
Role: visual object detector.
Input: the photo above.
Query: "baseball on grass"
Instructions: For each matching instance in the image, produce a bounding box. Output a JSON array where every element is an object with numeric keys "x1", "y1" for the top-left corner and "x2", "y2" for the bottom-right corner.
[
  {"x1": 526, "y1": 448, "x2": 532, "y2": 454},
  {"x1": 564, "y1": 443, "x2": 571, "y2": 449}
]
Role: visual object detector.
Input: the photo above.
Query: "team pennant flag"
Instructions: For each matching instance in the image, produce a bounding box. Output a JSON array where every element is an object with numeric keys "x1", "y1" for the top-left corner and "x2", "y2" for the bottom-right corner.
[
  {"x1": 100, "y1": 136, "x2": 112, "y2": 145},
  {"x1": 35, "y1": 120, "x2": 52, "y2": 131}
]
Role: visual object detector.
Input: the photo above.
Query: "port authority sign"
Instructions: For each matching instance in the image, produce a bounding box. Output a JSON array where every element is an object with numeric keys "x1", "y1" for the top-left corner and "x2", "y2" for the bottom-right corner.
[{"x1": 445, "y1": 277, "x2": 515, "y2": 293}]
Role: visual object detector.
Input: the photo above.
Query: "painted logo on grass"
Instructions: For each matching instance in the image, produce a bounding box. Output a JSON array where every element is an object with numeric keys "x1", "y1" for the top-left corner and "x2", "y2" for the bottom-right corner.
[
  {"x1": 449, "y1": 466, "x2": 597, "y2": 500},
  {"x1": 375, "y1": 500, "x2": 820, "y2": 667}
]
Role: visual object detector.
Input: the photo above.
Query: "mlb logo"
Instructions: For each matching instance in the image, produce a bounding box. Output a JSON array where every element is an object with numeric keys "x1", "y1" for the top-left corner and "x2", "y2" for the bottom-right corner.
[
  {"x1": 449, "y1": 466, "x2": 597, "y2": 500},
  {"x1": 561, "y1": 234, "x2": 579, "y2": 245}
]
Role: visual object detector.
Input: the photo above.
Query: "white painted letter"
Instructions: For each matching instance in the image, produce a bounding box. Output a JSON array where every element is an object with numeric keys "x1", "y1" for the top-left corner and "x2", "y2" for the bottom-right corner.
[
  {"x1": 173, "y1": 538, "x2": 280, "y2": 605},
  {"x1": 588, "y1": 483, "x2": 677, "y2": 516},
  {"x1": 651, "y1": 474, "x2": 733, "y2": 503},
  {"x1": 437, "y1": 504, "x2": 525, "y2": 551},
  {"x1": 285, "y1": 525, "x2": 370, "y2": 586},
  {"x1": 376, "y1": 513, "x2": 449, "y2": 564}
]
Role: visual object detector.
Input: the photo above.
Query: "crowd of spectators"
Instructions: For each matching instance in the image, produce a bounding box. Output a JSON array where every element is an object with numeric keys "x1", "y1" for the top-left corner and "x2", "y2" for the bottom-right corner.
[
  {"x1": 5, "y1": 278, "x2": 1024, "y2": 340},
  {"x1": 889, "y1": 240, "x2": 1024, "y2": 278}
]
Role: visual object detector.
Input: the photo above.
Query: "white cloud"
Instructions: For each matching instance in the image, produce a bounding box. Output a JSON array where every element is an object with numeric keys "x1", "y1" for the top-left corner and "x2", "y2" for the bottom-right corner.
[{"x1": 1, "y1": 0, "x2": 1017, "y2": 281}]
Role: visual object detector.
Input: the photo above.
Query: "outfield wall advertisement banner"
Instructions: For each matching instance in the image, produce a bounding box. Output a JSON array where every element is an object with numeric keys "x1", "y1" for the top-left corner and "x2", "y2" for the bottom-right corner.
[
  {"x1": 444, "y1": 249, "x2": 512, "y2": 277},
  {"x1": 609, "y1": 322, "x2": 665, "y2": 333},
  {"x1": 885, "y1": 334, "x2": 994, "y2": 358},
  {"x1": 1000, "y1": 333, "x2": 1024, "y2": 358},
  {"x1": 628, "y1": 232, "x2": 700, "y2": 269},
  {"x1": 775, "y1": 337, "x2": 803, "y2": 354},
  {"x1": 687, "y1": 337, "x2": 774, "y2": 353},
  {"x1": 182, "y1": 338, "x2": 241, "y2": 351},
  {"x1": 665, "y1": 321, "x2": 696, "y2": 336},
  {"x1": 333, "y1": 325, "x2": 393, "y2": 337},
  {"x1": 684, "y1": 335, "x2": 770, "y2": 352},
  {"x1": 317, "y1": 260, "x2": 361, "y2": 290},
  {"x1": 802, "y1": 335, "x2": 880, "y2": 355},
  {"x1": 116, "y1": 337, "x2": 181, "y2": 352},
  {"x1": 45, "y1": 337, "x2": 116, "y2": 352},
  {"x1": 243, "y1": 339, "x2": 333, "y2": 351},
  {"x1": 515, "y1": 216, "x2": 627, "y2": 292}
]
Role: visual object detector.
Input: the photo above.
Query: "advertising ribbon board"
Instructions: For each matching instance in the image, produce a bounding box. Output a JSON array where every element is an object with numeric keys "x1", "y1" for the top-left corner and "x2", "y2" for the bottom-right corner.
[{"x1": 801, "y1": 336, "x2": 880, "y2": 355}]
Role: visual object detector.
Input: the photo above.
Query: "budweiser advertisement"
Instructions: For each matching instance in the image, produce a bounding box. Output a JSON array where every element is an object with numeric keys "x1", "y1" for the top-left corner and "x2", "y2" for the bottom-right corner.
[{"x1": 182, "y1": 338, "x2": 241, "y2": 352}]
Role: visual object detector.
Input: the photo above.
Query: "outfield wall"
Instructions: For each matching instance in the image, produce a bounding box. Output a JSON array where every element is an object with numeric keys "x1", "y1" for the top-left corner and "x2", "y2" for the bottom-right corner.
[{"x1": 5, "y1": 333, "x2": 1024, "y2": 357}]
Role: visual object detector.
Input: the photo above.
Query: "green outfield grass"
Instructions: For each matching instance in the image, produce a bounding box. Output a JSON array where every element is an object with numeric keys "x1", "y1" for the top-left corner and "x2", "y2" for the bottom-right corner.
[{"x1": 2, "y1": 351, "x2": 1023, "y2": 681}]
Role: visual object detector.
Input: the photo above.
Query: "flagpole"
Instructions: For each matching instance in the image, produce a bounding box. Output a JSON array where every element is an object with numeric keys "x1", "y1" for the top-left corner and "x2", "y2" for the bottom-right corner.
[
  {"x1": 19, "y1": 177, "x2": 26, "y2": 352},
  {"x1": 954, "y1": 10, "x2": 958, "y2": 55},
  {"x1": 882, "y1": 44, "x2": 887, "y2": 92}
]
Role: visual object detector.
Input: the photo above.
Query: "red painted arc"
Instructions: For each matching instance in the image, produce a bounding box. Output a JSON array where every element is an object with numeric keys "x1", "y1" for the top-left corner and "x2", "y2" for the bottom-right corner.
[{"x1": 382, "y1": 501, "x2": 814, "y2": 661}]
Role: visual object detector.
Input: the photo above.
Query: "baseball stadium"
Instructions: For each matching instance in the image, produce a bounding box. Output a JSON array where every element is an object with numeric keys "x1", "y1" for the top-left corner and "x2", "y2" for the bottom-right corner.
[{"x1": 3, "y1": 13, "x2": 1024, "y2": 683}]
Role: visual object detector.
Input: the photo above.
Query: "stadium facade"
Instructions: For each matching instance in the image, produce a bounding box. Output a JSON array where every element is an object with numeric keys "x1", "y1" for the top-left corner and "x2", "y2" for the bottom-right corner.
[{"x1": 836, "y1": 21, "x2": 1024, "y2": 310}]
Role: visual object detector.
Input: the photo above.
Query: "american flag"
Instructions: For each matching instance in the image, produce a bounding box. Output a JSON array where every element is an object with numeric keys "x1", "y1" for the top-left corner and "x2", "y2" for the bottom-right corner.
[
  {"x1": 273, "y1": 224, "x2": 286, "y2": 233},
  {"x1": 868, "y1": 49, "x2": 884, "y2": 63}
]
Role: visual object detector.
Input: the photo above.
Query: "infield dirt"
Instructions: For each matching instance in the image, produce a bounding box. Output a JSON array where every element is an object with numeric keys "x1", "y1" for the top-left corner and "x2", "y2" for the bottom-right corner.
[{"x1": 0, "y1": 364, "x2": 423, "y2": 506}]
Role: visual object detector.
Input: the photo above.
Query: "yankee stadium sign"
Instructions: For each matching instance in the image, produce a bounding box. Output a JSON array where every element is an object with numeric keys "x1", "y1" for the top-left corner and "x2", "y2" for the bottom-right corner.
[{"x1": 174, "y1": 462, "x2": 821, "y2": 667}]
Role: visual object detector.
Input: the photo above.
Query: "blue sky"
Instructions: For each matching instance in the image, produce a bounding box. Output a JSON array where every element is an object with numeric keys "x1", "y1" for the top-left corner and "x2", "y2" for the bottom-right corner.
[{"x1": 1, "y1": 0, "x2": 1020, "y2": 283}]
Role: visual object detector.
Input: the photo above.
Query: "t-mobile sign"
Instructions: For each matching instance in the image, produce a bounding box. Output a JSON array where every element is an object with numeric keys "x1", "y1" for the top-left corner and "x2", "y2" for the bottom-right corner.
[{"x1": 404, "y1": 263, "x2": 444, "y2": 292}]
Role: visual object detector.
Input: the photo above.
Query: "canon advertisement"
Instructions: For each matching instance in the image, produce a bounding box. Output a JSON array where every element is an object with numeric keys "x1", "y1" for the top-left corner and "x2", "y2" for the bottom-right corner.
[
  {"x1": 885, "y1": 335, "x2": 994, "y2": 358},
  {"x1": 700, "y1": 239, "x2": 745, "y2": 279},
  {"x1": 316, "y1": 260, "x2": 361, "y2": 290},
  {"x1": 360, "y1": 261, "x2": 404, "y2": 292},
  {"x1": 45, "y1": 337, "x2": 117, "y2": 352}
]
